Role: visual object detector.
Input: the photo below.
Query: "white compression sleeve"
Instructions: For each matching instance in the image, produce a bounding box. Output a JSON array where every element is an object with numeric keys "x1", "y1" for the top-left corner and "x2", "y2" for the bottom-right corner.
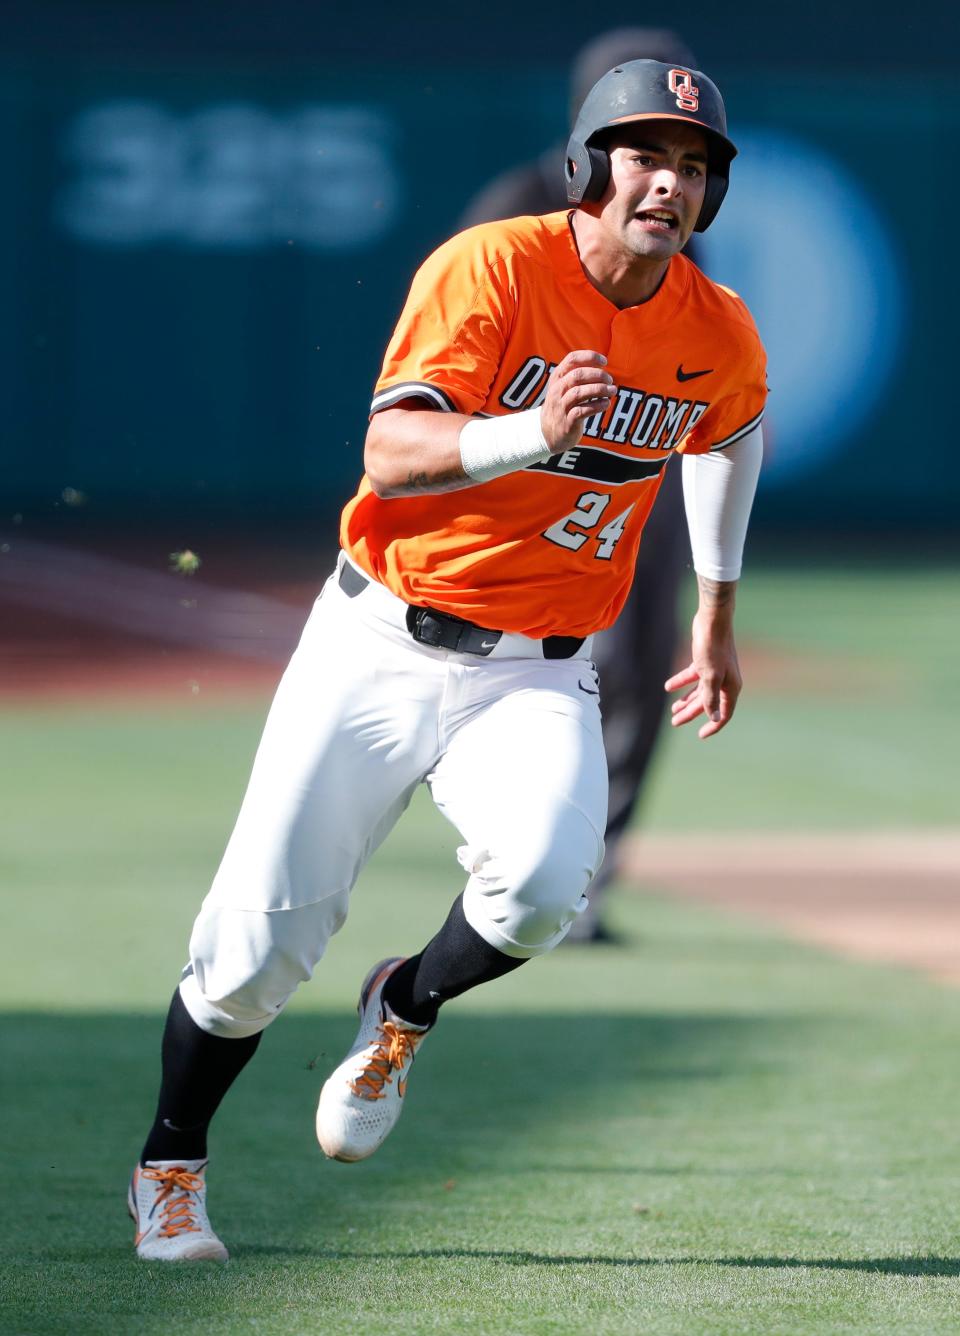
[
  {"x1": 681, "y1": 426, "x2": 764, "y2": 582},
  {"x1": 459, "y1": 407, "x2": 552, "y2": 482}
]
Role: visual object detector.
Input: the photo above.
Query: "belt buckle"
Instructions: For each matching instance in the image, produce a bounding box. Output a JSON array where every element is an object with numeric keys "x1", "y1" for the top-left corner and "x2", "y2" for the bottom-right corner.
[
  {"x1": 405, "y1": 606, "x2": 446, "y2": 649},
  {"x1": 405, "y1": 605, "x2": 500, "y2": 656}
]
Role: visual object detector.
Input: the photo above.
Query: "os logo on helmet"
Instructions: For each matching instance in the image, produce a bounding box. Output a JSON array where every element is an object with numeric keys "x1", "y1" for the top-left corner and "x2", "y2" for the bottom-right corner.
[{"x1": 668, "y1": 69, "x2": 699, "y2": 112}]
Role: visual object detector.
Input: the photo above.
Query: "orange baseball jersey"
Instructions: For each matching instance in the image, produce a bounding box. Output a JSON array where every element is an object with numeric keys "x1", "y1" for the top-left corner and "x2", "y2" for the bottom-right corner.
[{"x1": 340, "y1": 211, "x2": 766, "y2": 639}]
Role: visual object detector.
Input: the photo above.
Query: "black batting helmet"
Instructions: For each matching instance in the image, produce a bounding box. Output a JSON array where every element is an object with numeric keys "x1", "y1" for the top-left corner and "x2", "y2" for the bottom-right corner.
[{"x1": 565, "y1": 58, "x2": 737, "y2": 232}]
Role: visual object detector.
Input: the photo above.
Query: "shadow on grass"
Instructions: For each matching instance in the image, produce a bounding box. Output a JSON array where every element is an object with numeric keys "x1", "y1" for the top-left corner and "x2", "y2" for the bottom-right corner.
[
  {"x1": 3, "y1": 1008, "x2": 824, "y2": 1259},
  {"x1": 523, "y1": 1164, "x2": 808, "y2": 1176},
  {"x1": 2, "y1": 1007, "x2": 811, "y2": 1144},
  {"x1": 241, "y1": 1247, "x2": 960, "y2": 1277}
]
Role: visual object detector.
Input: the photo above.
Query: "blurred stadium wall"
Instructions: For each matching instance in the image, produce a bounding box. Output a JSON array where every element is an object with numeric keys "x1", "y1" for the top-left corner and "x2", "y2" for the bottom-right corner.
[{"x1": 2, "y1": 0, "x2": 957, "y2": 539}]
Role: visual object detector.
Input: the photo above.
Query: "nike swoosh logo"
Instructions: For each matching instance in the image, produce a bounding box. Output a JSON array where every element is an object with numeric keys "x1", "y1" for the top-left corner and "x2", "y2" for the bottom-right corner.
[
  {"x1": 677, "y1": 365, "x2": 714, "y2": 382},
  {"x1": 479, "y1": 640, "x2": 499, "y2": 650}
]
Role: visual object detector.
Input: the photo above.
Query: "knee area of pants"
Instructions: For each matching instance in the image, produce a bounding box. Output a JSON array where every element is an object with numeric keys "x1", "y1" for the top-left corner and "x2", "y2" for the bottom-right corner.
[
  {"x1": 523, "y1": 818, "x2": 603, "y2": 899},
  {"x1": 461, "y1": 817, "x2": 603, "y2": 948}
]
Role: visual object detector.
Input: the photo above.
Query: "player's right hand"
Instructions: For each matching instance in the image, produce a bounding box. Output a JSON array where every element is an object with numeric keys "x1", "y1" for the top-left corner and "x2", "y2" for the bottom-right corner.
[{"x1": 540, "y1": 351, "x2": 615, "y2": 454}]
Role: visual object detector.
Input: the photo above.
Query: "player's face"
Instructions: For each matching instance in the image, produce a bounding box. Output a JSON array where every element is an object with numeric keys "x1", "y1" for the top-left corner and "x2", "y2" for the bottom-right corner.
[{"x1": 597, "y1": 122, "x2": 708, "y2": 261}]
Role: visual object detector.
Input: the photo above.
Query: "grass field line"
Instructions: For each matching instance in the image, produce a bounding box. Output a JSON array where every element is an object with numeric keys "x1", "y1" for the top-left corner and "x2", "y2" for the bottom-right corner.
[{"x1": 621, "y1": 829, "x2": 960, "y2": 985}]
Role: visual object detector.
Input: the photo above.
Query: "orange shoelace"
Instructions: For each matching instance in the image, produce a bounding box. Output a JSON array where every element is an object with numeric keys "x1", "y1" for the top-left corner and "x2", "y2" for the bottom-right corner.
[
  {"x1": 350, "y1": 1021, "x2": 422, "y2": 1100},
  {"x1": 142, "y1": 1166, "x2": 204, "y2": 1238}
]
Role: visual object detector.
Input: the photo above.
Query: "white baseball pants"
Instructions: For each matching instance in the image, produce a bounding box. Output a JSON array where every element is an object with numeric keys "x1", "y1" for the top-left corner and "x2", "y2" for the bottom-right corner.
[{"x1": 179, "y1": 557, "x2": 608, "y2": 1037}]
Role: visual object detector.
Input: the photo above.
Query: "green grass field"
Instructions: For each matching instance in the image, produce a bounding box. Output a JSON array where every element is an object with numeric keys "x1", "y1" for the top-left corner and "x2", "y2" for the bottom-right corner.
[{"x1": 2, "y1": 561, "x2": 959, "y2": 1334}]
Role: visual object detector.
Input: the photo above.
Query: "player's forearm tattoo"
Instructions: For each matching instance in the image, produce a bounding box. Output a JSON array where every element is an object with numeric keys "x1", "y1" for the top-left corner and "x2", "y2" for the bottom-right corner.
[
  {"x1": 401, "y1": 465, "x2": 468, "y2": 494},
  {"x1": 696, "y1": 574, "x2": 737, "y2": 610}
]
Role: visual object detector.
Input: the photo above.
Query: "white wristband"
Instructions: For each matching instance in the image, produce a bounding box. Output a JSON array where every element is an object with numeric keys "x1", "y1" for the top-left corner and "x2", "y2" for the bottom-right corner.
[{"x1": 459, "y1": 407, "x2": 552, "y2": 482}]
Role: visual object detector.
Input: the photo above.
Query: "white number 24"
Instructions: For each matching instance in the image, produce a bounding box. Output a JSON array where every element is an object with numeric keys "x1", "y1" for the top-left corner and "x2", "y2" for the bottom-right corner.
[{"x1": 542, "y1": 491, "x2": 635, "y2": 561}]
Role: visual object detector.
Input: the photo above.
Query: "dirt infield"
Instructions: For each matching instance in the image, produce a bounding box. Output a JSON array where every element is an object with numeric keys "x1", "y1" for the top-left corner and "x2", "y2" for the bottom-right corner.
[
  {"x1": 0, "y1": 536, "x2": 313, "y2": 698},
  {"x1": 621, "y1": 831, "x2": 960, "y2": 987}
]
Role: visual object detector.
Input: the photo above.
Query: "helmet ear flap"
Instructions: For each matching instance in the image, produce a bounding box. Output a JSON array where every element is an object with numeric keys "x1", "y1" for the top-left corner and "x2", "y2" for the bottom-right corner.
[
  {"x1": 693, "y1": 173, "x2": 729, "y2": 232},
  {"x1": 565, "y1": 141, "x2": 610, "y2": 205}
]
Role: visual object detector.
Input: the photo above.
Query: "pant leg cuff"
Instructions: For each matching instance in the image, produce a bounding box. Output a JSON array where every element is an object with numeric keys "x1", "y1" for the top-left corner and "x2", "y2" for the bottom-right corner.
[
  {"x1": 177, "y1": 970, "x2": 278, "y2": 1040},
  {"x1": 460, "y1": 895, "x2": 576, "y2": 960}
]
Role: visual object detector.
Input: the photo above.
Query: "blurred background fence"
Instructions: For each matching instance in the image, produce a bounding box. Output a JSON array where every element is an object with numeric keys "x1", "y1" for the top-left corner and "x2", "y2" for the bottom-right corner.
[{"x1": 3, "y1": 0, "x2": 958, "y2": 540}]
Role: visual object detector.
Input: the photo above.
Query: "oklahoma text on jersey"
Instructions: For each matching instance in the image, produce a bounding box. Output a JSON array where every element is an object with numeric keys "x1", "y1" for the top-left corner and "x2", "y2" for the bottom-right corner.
[{"x1": 341, "y1": 211, "x2": 766, "y2": 640}]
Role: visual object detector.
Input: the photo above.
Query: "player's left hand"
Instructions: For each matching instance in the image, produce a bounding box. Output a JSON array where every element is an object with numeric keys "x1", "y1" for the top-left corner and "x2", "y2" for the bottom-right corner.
[{"x1": 665, "y1": 612, "x2": 742, "y2": 739}]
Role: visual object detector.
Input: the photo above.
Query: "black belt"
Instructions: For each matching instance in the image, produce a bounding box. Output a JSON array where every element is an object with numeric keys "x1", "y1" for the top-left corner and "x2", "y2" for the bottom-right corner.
[{"x1": 338, "y1": 562, "x2": 584, "y2": 660}]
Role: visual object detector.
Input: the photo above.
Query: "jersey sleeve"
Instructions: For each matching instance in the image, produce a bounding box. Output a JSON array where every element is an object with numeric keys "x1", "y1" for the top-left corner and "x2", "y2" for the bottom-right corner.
[
  {"x1": 675, "y1": 317, "x2": 768, "y2": 456},
  {"x1": 370, "y1": 228, "x2": 515, "y2": 418}
]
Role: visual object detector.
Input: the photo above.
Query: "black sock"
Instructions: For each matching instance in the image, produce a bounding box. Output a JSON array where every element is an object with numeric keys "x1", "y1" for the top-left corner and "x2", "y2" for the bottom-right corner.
[
  {"x1": 382, "y1": 894, "x2": 527, "y2": 1028},
  {"x1": 140, "y1": 989, "x2": 262, "y2": 1164}
]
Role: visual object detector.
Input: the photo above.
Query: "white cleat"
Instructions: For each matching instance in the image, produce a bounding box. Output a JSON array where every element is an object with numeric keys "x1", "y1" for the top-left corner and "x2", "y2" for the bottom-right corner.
[
  {"x1": 316, "y1": 957, "x2": 430, "y2": 1162},
  {"x1": 128, "y1": 1159, "x2": 229, "y2": 1262}
]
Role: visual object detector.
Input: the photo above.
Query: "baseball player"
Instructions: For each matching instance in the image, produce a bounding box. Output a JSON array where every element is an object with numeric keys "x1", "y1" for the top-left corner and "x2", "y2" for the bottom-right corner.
[
  {"x1": 129, "y1": 57, "x2": 766, "y2": 1261},
  {"x1": 460, "y1": 27, "x2": 703, "y2": 942}
]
